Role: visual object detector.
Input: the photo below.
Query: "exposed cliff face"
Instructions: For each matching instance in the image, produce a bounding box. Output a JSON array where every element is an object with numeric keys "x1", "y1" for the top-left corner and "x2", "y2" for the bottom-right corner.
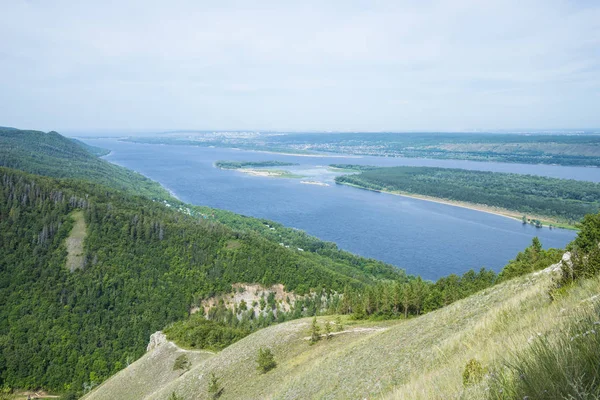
[
  {"x1": 146, "y1": 331, "x2": 168, "y2": 352},
  {"x1": 195, "y1": 283, "x2": 303, "y2": 317}
]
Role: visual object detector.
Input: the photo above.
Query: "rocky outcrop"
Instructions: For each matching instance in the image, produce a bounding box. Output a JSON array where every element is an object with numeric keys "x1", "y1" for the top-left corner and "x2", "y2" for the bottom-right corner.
[
  {"x1": 146, "y1": 331, "x2": 168, "y2": 352},
  {"x1": 535, "y1": 251, "x2": 571, "y2": 276}
]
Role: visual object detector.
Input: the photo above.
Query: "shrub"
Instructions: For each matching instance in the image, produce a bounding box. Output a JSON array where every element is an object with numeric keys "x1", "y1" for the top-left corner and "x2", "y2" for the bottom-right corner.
[
  {"x1": 173, "y1": 354, "x2": 191, "y2": 373},
  {"x1": 256, "y1": 347, "x2": 277, "y2": 374},
  {"x1": 335, "y1": 316, "x2": 344, "y2": 332},
  {"x1": 463, "y1": 359, "x2": 485, "y2": 386},
  {"x1": 168, "y1": 392, "x2": 183, "y2": 400},
  {"x1": 207, "y1": 372, "x2": 223, "y2": 399}
]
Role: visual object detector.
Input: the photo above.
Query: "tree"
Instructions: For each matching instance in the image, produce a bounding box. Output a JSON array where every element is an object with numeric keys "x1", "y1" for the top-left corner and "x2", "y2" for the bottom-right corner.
[
  {"x1": 335, "y1": 316, "x2": 344, "y2": 332},
  {"x1": 256, "y1": 347, "x2": 277, "y2": 374},
  {"x1": 325, "y1": 320, "x2": 332, "y2": 340},
  {"x1": 400, "y1": 283, "x2": 412, "y2": 318},
  {"x1": 532, "y1": 236, "x2": 542, "y2": 253},
  {"x1": 309, "y1": 316, "x2": 321, "y2": 344},
  {"x1": 207, "y1": 372, "x2": 222, "y2": 399},
  {"x1": 572, "y1": 213, "x2": 600, "y2": 253},
  {"x1": 410, "y1": 277, "x2": 427, "y2": 315}
]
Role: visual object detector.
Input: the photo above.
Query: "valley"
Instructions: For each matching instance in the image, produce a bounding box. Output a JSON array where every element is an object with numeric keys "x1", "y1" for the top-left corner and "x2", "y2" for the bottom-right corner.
[
  {"x1": 87, "y1": 138, "x2": 578, "y2": 279},
  {"x1": 0, "y1": 127, "x2": 599, "y2": 400},
  {"x1": 3, "y1": 3, "x2": 600, "y2": 398}
]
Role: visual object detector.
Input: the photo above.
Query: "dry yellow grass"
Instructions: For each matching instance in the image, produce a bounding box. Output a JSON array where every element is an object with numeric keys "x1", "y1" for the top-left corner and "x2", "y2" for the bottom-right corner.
[{"x1": 83, "y1": 269, "x2": 600, "y2": 400}]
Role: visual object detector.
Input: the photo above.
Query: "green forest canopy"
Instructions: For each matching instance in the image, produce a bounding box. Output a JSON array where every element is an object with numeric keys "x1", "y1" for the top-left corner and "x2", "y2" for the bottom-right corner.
[
  {"x1": 0, "y1": 127, "x2": 171, "y2": 200},
  {"x1": 335, "y1": 165, "x2": 600, "y2": 224},
  {"x1": 0, "y1": 166, "x2": 404, "y2": 392}
]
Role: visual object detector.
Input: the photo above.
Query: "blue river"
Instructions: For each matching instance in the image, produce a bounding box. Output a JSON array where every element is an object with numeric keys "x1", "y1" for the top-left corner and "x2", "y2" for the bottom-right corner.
[{"x1": 82, "y1": 139, "x2": 592, "y2": 280}]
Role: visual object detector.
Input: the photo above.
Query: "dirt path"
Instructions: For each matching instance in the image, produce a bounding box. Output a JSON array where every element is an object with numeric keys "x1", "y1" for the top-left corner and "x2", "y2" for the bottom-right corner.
[
  {"x1": 302, "y1": 326, "x2": 388, "y2": 341},
  {"x1": 14, "y1": 391, "x2": 60, "y2": 399}
]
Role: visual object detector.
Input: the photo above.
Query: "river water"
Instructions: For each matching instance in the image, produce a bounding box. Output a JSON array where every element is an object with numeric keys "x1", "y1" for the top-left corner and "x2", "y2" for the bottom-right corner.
[{"x1": 83, "y1": 139, "x2": 590, "y2": 280}]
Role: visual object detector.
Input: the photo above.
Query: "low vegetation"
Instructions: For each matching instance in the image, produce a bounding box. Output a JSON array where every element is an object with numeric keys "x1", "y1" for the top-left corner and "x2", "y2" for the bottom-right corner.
[
  {"x1": 329, "y1": 164, "x2": 378, "y2": 171},
  {"x1": 215, "y1": 160, "x2": 298, "y2": 169},
  {"x1": 84, "y1": 265, "x2": 600, "y2": 399},
  {"x1": 488, "y1": 304, "x2": 600, "y2": 400},
  {"x1": 165, "y1": 318, "x2": 249, "y2": 352},
  {"x1": 65, "y1": 210, "x2": 87, "y2": 272},
  {"x1": 207, "y1": 372, "x2": 222, "y2": 399}
]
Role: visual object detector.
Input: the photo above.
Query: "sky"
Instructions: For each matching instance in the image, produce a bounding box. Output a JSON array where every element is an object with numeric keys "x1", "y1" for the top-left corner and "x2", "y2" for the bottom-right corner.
[{"x1": 1, "y1": 0, "x2": 599, "y2": 132}]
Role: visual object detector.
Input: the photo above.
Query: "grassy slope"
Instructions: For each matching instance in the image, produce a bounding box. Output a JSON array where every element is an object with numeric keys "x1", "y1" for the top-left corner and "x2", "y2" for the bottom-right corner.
[
  {"x1": 65, "y1": 210, "x2": 86, "y2": 272},
  {"x1": 82, "y1": 341, "x2": 213, "y2": 400},
  {"x1": 83, "y1": 266, "x2": 600, "y2": 400},
  {"x1": 0, "y1": 127, "x2": 171, "y2": 200}
]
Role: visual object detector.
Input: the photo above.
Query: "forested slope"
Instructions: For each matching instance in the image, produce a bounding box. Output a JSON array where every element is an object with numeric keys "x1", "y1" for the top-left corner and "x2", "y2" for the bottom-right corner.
[
  {"x1": 0, "y1": 167, "x2": 402, "y2": 392},
  {"x1": 0, "y1": 128, "x2": 401, "y2": 280},
  {"x1": 0, "y1": 127, "x2": 170, "y2": 200}
]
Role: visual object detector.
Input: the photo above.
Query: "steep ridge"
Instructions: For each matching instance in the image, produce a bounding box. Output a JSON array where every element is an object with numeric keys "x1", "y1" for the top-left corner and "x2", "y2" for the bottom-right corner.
[
  {"x1": 82, "y1": 332, "x2": 213, "y2": 400},
  {"x1": 83, "y1": 265, "x2": 600, "y2": 399}
]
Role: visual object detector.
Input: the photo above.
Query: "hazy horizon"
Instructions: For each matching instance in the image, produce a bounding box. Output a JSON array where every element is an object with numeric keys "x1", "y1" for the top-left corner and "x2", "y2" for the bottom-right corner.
[{"x1": 2, "y1": 1, "x2": 599, "y2": 132}]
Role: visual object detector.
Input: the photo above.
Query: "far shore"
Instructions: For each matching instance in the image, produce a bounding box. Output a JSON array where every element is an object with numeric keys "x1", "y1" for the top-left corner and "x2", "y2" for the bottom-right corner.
[
  {"x1": 249, "y1": 149, "x2": 363, "y2": 158},
  {"x1": 337, "y1": 181, "x2": 578, "y2": 231}
]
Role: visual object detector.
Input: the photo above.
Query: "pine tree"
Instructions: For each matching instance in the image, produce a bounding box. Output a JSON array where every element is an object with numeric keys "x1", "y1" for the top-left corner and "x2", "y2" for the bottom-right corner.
[
  {"x1": 256, "y1": 347, "x2": 277, "y2": 373},
  {"x1": 309, "y1": 316, "x2": 321, "y2": 344},
  {"x1": 325, "y1": 320, "x2": 332, "y2": 340}
]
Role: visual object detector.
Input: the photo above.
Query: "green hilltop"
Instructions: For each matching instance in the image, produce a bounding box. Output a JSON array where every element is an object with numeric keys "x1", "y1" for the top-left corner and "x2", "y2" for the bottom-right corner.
[{"x1": 0, "y1": 127, "x2": 170, "y2": 200}]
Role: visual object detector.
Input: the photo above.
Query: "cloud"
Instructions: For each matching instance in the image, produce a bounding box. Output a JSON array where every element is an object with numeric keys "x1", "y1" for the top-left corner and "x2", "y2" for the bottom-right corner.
[{"x1": 0, "y1": 0, "x2": 598, "y2": 131}]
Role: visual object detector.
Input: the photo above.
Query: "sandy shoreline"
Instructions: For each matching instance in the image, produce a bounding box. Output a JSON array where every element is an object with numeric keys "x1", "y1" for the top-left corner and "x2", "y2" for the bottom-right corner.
[
  {"x1": 237, "y1": 168, "x2": 288, "y2": 177},
  {"x1": 337, "y1": 182, "x2": 577, "y2": 231}
]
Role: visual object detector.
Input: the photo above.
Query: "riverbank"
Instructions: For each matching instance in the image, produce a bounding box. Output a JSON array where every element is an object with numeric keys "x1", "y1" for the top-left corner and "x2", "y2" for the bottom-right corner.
[
  {"x1": 336, "y1": 181, "x2": 578, "y2": 231},
  {"x1": 225, "y1": 167, "x2": 304, "y2": 179}
]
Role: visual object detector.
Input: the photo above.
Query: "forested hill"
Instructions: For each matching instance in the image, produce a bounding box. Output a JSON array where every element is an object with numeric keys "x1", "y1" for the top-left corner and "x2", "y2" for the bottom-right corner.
[
  {"x1": 0, "y1": 127, "x2": 400, "y2": 279},
  {"x1": 0, "y1": 166, "x2": 404, "y2": 392},
  {"x1": 0, "y1": 127, "x2": 170, "y2": 200}
]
